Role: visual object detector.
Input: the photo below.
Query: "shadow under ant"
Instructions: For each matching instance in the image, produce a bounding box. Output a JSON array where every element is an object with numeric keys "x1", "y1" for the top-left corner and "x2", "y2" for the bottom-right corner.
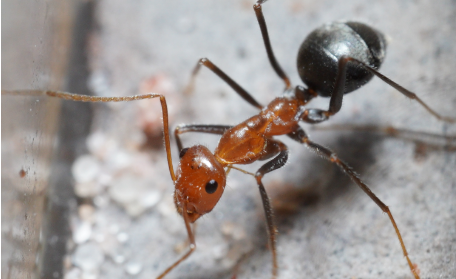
[
  {"x1": 225, "y1": 131, "x2": 378, "y2": 275},
  {"x1": 234, "y1": 125, "x2": 454, "y2": 278}
]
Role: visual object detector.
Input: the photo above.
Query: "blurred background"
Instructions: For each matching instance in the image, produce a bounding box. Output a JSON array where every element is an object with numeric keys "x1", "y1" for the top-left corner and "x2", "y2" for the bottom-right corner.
[{"x1": 2, "y1": 0, "x2": 456, "y2": 278}]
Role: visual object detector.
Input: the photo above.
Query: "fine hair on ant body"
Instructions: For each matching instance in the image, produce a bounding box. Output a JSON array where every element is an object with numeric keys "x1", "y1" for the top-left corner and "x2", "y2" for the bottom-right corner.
[{"x1": 4, "y1": 0, "x2": 456, "y2": 278}]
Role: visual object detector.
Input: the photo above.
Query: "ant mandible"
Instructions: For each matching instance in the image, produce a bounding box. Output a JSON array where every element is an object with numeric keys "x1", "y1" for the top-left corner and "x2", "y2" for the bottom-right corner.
[{"x1": 4, "y1": 0, "x2": 455, "y2": 278}]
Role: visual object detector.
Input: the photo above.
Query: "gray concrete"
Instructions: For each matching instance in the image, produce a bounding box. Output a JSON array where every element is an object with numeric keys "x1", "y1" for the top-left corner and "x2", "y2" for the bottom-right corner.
[{"x1": 65, "y1": 0, "x2": 456, "y2": 278}]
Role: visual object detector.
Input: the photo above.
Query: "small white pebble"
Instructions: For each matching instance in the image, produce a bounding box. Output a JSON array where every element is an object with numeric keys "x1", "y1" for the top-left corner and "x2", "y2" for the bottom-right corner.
[
  {"x1": 112, "y1": 253, "x2": 126, "y2": 264},
  {"x1": 221, "y1": 221, "x2": 235, "y2": 236},
  {"x1": 73, "y1": 222, "x2": 92, "y2": 244},
  {"x1": 125, "y1": 203, "x2": 146, "y2": 217},
  {"x1": 106, "y1": 150, "x2": 131, "y2": 170},
  {"x1": 86, "y1": 132, "x2": 106, "y2": 153},
  {"x1": 221, "y1": 221, "x2": 246, "y2": 240},
  {"x1": 212, "y1": 243, "x2": 229, "y2": 260},
  {"x1": 141, "y1": 190, "x2": 162, "y2": 208},
  {"x1": 125, "y1": 261, "x2": 143, "y2": 275},
  {"x1": 109, "y1": 174, "x2": 160, "y2": 217},
  {"x1": 72, "y1": 155, "x2": 101, "y2": 183},
  {"x1": 109, "y1": 175, "x2": 139, "y2": 204},
  {"x1": 117, "y1": 232, "x2": 129, "y2": 243},
  {"x1": 86, "y1": 132, "x2": 118, "y2": 160},
  {"x1": 93, "y1": 195, "x2": 110, "y2": 208}
]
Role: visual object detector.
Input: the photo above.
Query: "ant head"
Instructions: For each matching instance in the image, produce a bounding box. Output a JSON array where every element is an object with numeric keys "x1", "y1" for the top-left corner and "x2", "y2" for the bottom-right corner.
[{"x1": 174, "y1": 145, "x2": 226, "y2": 223}]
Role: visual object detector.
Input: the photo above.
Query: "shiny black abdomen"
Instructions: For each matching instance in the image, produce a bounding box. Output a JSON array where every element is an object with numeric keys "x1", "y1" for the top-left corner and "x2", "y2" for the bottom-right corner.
[{"x1": 297, "y1": 21, "x2": 387, "y2": 97}]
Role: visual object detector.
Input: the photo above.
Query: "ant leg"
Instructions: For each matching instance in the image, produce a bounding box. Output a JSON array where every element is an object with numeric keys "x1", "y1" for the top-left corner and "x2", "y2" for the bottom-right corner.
[
  {"x1": 287, "y1": 125, "x2": 308, "y2": 143},
  {"x1": 311, "y1": 124, "x2": 456, "y2": 150},
  {"x1": 348, "y1": 57, "x2": 456, "y2": 123},
  {"x1": 184, "y1": 58, "x2": 263, "y2": 109},
  {"x1": 301, "y1": 56, "x2": 456, "y2": 123},
  {"x1": 254, "y1": 140, "x2": 289, "y2": 278},
  {"x1": 174, "y1": 124, "x2": 233, "y2": 152},
  {"x1": 2, "y1": 90, "x2": 178, "y2": 182},
  {"x1": 157, "y1": 204, "x2": 196, "y2": 279},
  {"x1": 299, "y1": 56, "x2": 349, "y2": 123},
  {"x1": 253, "y1": 1, "x2": 292, "y2": 90},
  {"x1": 291, "y1": 127, "x2": 421, "y2": 279}
]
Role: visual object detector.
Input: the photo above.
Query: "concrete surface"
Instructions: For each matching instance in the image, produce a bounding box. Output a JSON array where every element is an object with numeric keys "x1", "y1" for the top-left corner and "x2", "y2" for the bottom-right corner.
[{"x1": 62, "y1": 0, "x2": 456, "y2": 279}]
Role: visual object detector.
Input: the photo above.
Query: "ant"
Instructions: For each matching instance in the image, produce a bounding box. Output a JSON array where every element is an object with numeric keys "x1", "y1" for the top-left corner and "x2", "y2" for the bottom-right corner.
[{"x1": 3, "y1": 0, "x2": 455, "y2": 278}]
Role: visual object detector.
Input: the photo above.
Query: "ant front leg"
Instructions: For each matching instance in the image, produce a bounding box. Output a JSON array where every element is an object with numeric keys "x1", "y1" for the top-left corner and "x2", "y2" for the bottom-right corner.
[
  {"x1": 174, "y1": 124, "x2": 233, "y2": 152},
  {"x1": 253, "y1": 0, "x2": 292, "y2": 91},
  {"x1": 301, "y1": 56, "x2": 456, "y2": 124},
  {"x1": 289, "y1": 126, "x2": 421, "y2": 279},
  {"x1": 157, "y1": 204, "x2": 196, "y2": 279},
  {"x1": 184, "y1": 58, "x2": 262, "y2": 109},
  {"x1": 254, "y1": 139, "x2": 289, "y2": 278}
]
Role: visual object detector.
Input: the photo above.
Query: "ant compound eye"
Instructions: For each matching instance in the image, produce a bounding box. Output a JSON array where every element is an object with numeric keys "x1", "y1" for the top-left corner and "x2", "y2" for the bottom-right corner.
[
  {"x1": 179, "y1": 147, "x2": 189, "y2": 158},
  {"x1": 205, "y1": 179, "x2": 218, "y2": 194}
]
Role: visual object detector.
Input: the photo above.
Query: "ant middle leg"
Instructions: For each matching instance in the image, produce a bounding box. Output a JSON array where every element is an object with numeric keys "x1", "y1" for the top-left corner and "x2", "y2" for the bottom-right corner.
[
  {"x1": 253, "y1": 139, "x2": 289, "y2": 278},
  {"x1": 184, "y1": 58, "x2": 262, "y2": 109},
  {"x1": 301, "y1": 56, "x2": 456, "y2": 124},
  {"x1": 289, "y1": 126, "x2": 421, "y2": 279},
  {"x1": 174, "y1": 124, "x2": 233, "y2": 152}
]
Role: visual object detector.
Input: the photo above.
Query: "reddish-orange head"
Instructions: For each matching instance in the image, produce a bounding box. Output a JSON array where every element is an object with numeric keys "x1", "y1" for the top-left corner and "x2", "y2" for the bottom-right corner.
[{"x1": 174, "y1": 145, "x2": 226, "y2": 223}]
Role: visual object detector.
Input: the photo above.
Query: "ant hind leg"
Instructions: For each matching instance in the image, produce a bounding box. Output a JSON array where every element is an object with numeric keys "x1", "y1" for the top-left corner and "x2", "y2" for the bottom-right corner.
[
  {"x1": 347, "y1": 57, "x2": 456, "y2": 123},
  {"x1": 310, "y1": 124, "x2": 456, "y2": 152},
  {"x1": 301, "y1": 56, "x2": 456, "y2": 124},
  {"x1": 291, "y1": 126, "x2": 421, "y2": 279}
]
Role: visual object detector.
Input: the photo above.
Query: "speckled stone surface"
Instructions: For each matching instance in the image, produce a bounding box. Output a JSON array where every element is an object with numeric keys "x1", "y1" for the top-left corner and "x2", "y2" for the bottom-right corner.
[{"x1": 64, "y1": 1, "x2": 456, "y2": 278}]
